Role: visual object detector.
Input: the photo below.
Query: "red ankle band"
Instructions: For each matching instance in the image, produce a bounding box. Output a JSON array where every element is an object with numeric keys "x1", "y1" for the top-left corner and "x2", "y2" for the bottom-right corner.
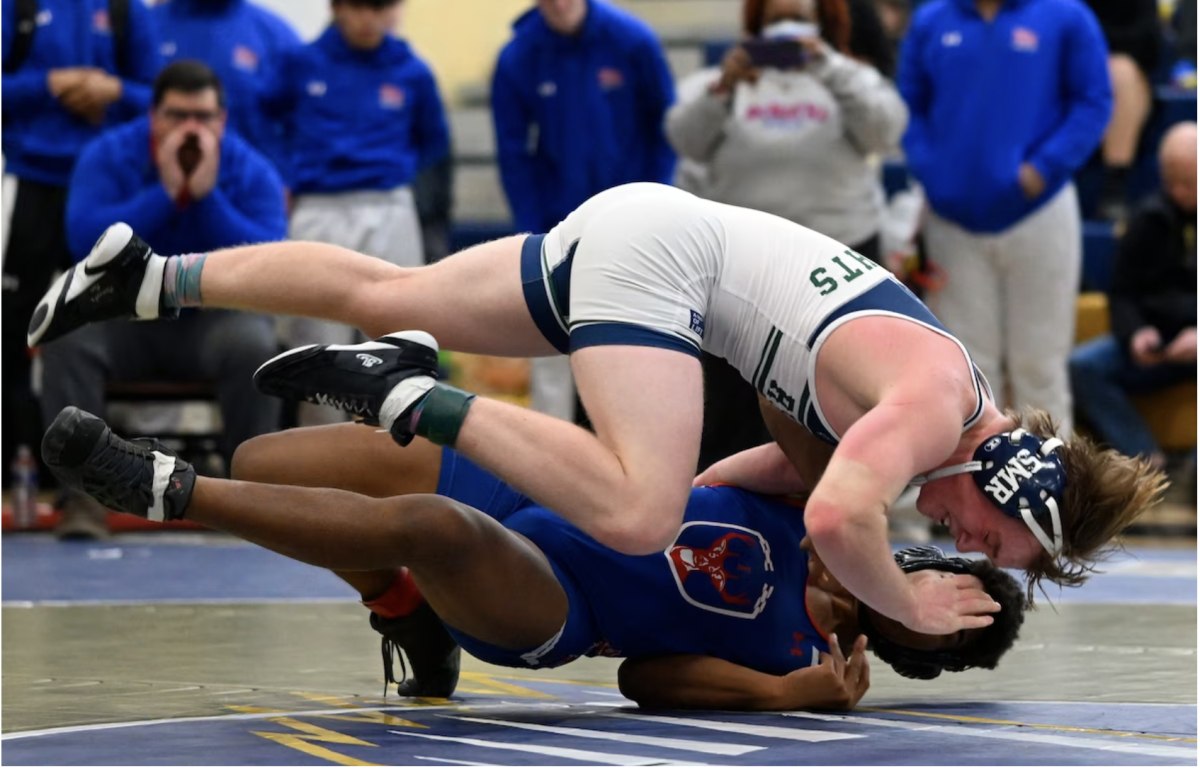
[{"x1": 362, "y1": 568, "x2": 424, "y2": 618}]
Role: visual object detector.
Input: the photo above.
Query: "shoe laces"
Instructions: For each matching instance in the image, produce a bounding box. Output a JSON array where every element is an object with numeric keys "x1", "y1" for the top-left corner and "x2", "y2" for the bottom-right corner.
[
  {"x1": 87, "y1": 435, "x2": 155, "y2": 500},
  {"x1": 380, "y1": 636, "x2": 409, "y2": 699},
  {"x1": 313, "y1": 393, "x2": 376, "y2": 418}
]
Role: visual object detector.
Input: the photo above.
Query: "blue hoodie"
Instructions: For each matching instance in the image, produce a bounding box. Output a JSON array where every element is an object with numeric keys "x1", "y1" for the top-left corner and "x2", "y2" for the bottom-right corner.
[
  {"x1": 1, "y1": 0, "x2": 161, "y2": 187},
  {"x1": 64, "y1": 116, "x2": 287, "y2": 260},
  {"x1": 898, "y1": 0, "x2": 1111, "y2": 232},
  {"x1": 151, "y1": 0, "x2": 300, "y2": 174},
  {"x1": 492, "y1": 1, "x2": 676, "y2": 234},
  {"x1": 262, "y1": 26, "x2": 449, "y2": 195}
]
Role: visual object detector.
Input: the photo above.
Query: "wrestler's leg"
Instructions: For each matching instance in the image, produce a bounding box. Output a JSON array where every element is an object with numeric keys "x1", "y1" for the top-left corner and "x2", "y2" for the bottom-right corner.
[{"x1": 226, "y1": 425, "x2": 566, "y2": 647}]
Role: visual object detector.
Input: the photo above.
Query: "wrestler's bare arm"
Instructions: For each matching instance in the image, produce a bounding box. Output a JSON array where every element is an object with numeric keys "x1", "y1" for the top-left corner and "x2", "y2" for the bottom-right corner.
[
  {"x1": 692, "y1": 441, "x2": 802, "y2": 492},
  {"x1": 692, "y1": 396, "x2": 834, "y2": 492},
  {"x1": 617, "y1": 641, "x2": 869, "y2": 712},
  {"x1": 804, "y1": 386, "x2": 998, "y2": 634}
]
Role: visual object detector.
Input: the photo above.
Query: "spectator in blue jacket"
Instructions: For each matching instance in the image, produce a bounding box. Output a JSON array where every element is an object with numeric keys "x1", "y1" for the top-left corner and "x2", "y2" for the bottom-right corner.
[
  {"x1": 492, "y1": 0, "x2": 677, "y2": 235},
  {"x1": 491, "y1": 0, "x2": 676, "y2": 425},
  {"x1": 262, "y1": 0, "x2": 449, "y2": 424},
  {"x1": 40, "y1": 61, "x2": 287, "y2": 538},
  {"x1": 151, "y1": 0, "x2": 300, "y2": 174},
  {"x1": 898, "y1": 0, "x2": 1111, "y2": 436},
  {"x1": 1, "y1": 0, "x2": 160, "y2": 493}
]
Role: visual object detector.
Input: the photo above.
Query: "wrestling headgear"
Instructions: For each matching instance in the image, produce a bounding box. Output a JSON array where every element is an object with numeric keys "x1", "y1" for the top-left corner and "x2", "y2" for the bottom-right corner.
[
  {"x1": 911, "y1": 429, "x2": 1067, "y2": 556},
  {"x1": 859, "y1": 545, "x2": 978, "y2": 680}
]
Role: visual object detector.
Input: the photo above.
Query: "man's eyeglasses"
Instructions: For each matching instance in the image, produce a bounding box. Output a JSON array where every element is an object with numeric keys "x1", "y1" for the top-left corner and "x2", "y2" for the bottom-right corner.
[{"x1": 159, "y1": 108, "x2": 222, "y2": 124}]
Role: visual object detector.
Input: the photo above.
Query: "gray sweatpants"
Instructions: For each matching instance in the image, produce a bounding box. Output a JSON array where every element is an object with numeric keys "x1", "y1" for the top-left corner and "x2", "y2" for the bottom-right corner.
[
  {"x1": 281, "y1": 186, "x2": 424, "y2": 425},
  {"x1": 923, "y1": 184, "x2": 1081, "y2": 435},
  {"x1": 39, "y1": 311, "x2": 281, "y2": 465}
]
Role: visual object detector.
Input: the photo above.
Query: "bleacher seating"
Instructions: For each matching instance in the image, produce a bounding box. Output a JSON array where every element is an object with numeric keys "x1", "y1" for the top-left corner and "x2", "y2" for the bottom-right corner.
[{"x1": 1075, "y1": 293, "x2": 1197, "y2": 452}]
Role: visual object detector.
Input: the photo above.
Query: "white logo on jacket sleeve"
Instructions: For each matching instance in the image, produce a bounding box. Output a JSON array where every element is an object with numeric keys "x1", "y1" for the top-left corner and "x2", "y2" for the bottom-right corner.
[{"x1": 356, "y1": 353, "x2": 384, "y2": 368}]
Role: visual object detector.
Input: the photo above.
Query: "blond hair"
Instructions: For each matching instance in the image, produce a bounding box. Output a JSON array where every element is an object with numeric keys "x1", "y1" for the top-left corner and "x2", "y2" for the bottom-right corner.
[{"x1": 1009, "y1": 409, "x2": 1168, "y2": 601}]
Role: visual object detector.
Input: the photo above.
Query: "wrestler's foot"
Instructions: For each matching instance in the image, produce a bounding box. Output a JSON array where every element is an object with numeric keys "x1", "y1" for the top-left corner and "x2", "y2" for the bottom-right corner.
[
  {"x1": 371, "y1": 602, "x2": 461, "y2": 698},
  {"x1": 252, "y1": 331, "x2": 440, "y2": 434},
  {"x1": 41, "y1": 407, "x2": 195, "y2": 522},
  {"x1": 27, "y1": 223, "x2": 177, "y2": 347}
]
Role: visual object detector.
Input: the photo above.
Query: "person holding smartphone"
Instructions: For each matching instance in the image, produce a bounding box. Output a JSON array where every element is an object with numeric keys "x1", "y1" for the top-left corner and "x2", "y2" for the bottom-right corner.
[
  {"x1": 666, "y1": 0, "x2": 906, "y2": 267},
  {"x1": 666, "y1": 0, "x2": 908, "y2": 472},
  {"x1": 1070, "y1": 123, "x2": 1197, "y2": 473}
]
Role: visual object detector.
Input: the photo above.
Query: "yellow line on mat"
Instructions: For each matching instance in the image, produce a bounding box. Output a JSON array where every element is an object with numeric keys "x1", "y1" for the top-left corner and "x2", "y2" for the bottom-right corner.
[
  {"x1": 859, "y1": 708, "x2": 1198, "y2": 743},
  {"x1": 481, "y1": 673, "x2": 620, "y2": 688}
]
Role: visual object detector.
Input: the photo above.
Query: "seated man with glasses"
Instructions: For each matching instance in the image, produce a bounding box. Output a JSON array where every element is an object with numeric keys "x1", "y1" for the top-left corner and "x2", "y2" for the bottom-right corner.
[{"x1": 34, "y1": 60, "x2": 288, "y2": 538}]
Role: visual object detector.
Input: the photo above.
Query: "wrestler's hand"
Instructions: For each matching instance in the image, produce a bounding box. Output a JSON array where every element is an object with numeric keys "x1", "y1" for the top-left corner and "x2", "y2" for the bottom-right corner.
[
  {"x1": 904, "y1": 570, "x2": 999, "y2": 635},
  {"x1": 784, "y1": 633, "x2": 869, "y2": 711}
]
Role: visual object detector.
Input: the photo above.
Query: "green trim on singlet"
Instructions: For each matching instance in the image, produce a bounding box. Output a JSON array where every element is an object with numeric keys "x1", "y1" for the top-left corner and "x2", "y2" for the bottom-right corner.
[{"x1": 755, "y1": 328, "x2": 783, "y2": 393}]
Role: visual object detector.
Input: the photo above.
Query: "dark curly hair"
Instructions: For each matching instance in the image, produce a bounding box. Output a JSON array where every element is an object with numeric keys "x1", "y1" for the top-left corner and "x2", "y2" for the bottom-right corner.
[
  {"x1": 742, "y1": 0, "x2": 853, "y2": 54},
  {"x1": 864, "y1": 559, "x2": 1029, "y2": 679}
]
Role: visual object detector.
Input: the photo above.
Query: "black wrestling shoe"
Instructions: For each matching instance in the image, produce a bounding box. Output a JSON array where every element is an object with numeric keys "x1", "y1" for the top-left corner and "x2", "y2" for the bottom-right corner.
[
  {"x1": 41, "y1": 407, "x2": 195, "y2": 522},
  {"x1": 253, "y1": 331, "x2": 440, "y2": 431},
  {"x1": 370, "y1": 602, "x2": 461, "y2": 698},
  {"x1": 27, "y1": 223, "x2": 178, "y2": 347}
]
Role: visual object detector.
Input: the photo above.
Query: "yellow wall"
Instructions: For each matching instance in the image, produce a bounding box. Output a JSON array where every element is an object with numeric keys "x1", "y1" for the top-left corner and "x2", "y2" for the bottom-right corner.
[
  {"x1": 404, "y1": 0, "x2": 740, "y2": 106},
  {"x1": 405, "y1": 0, "x2": 532, "y2": 106}
]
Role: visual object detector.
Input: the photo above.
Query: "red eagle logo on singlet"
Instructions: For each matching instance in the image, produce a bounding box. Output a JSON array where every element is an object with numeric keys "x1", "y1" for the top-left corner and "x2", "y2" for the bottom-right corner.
[
  {"x1": 666, "y1": 521, "x2": 776, "y2": 618},
  {"x1": 669, "y1": 532, "x2": 759, "y2": 605}
]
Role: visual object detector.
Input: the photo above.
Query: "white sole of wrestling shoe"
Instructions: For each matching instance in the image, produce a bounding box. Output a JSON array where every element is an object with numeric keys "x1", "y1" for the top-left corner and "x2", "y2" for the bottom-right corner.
[
  {"x1": 27, "y1": 223, "x2": 166, "y2": 347},
  {"x1": 252, "y1": 331, "x2": 441, "y2": 424},
  {"x1": 252, "y1": 331, "x2": 441, "y2": 378}
]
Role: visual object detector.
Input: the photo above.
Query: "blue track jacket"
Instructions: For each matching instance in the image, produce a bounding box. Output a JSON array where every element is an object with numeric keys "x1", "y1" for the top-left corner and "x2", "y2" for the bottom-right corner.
[
  {"x1": 492, "y1": 1, "x2": 677, "y2": 233},
  {"x1": 262, "y1": 26, "x2": 449, "y2": 195},
  {"x1": 898, "y1": 0, "x2": 1111, "y2": 232},
  {"x1": 1, "y1": 0, "x2": 161, "y2": 186},
  {"x1": 65, "y1": 116, "x2": 287, "y2": 259},
  {"x1": 151, "y1": 0, "x2": 299, "y2": 173}
]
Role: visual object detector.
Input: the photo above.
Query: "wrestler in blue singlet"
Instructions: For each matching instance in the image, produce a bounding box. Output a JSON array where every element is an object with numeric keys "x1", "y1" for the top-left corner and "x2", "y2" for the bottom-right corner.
[{"x1": 436, "y1": 449, "x2": 830, "y2": 674}]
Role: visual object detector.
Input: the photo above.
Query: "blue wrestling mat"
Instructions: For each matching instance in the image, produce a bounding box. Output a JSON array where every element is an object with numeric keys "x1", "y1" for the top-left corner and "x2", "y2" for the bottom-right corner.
[
  {"x1": 2, "y1": 677, "x2": 1195, "y2": 765},
  {"x1": 4, "y1": 534, "x2": 1195, "y2": 765},
  {"x1": 3, "y1": 535, "x2": 1195, "y2": 606}
]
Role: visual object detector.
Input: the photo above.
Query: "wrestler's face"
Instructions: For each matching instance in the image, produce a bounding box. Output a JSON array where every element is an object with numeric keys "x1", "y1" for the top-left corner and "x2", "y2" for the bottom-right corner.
[{"x1": 915, "y1": 475, "x2": 1041, "y2": 569}]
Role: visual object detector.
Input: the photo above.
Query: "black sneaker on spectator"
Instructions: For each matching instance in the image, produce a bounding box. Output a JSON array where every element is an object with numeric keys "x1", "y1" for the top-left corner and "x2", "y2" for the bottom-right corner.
[
  {"x1": 54, "y1": 491, "x2": 110, "y2": 541},
  {"x1": 27, "y1": 223, "x2": 177, "y2": 348}
]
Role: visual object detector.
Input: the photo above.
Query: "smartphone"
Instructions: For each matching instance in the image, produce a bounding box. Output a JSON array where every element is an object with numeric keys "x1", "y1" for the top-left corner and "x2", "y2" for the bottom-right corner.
[{"x1": 743, "y1": 38, "x2": 808, "y2": 70}]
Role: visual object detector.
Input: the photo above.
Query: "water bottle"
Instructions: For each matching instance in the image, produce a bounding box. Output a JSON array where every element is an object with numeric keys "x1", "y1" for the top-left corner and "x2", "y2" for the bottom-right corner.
[{"x1": 10, "y1": 445, "x2": 38, "y2": 530}]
